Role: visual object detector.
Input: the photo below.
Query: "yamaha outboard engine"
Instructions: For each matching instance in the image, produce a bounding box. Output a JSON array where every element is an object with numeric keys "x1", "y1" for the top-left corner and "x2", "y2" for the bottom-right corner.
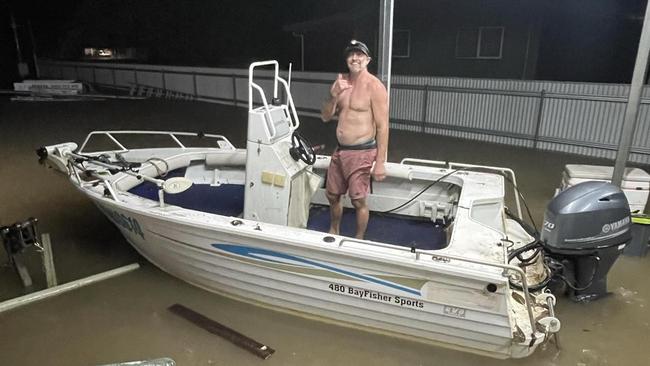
[{"x1": 542, "y1": 181, "x2": 631, "y2": 302}]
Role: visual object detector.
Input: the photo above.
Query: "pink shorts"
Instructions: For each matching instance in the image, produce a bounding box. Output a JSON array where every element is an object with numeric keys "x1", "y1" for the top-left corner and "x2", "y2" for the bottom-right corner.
[{"x1": 326, "y1": 148, "x2": 378, "y2": 200}]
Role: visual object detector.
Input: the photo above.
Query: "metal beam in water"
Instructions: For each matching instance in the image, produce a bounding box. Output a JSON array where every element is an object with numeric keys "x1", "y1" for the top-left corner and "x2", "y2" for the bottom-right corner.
[
  {"x1": 0, "y1": 263, "x2": 140, "y2": 313},
  {"x1": 168, "y1": 304, "x2": 275, "y2": 359}
]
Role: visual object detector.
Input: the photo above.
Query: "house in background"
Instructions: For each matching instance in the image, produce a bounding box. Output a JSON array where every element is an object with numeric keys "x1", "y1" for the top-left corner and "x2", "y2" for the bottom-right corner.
[
  {"x1": 283, "y1": 7, "x2": 377, "y2": 73},
  {"x1": 284, "y1": 0, "x2": 644, "y2": 83}
]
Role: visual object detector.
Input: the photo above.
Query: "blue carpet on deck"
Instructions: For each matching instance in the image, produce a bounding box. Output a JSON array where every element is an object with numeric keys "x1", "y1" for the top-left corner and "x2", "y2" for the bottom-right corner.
[
  {"x1": 306, "y1": 205, "x2": 447, "y2": 250},
  {"x1": 128, "y1": 168, "x2": 245, "y2": 217},
  {"x1": 129, "y1": 168, "x2": 446, "y2": 249}
]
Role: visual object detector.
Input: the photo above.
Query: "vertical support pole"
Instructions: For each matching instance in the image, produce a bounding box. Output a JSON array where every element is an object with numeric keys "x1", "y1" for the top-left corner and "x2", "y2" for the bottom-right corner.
[
  {"x1": 13, "y1": 255, "x2": 33, "y2": 288},
  {"x1": 612, "y1": 2, "x2": 650, "y2": 186},
  {"x1": 158, "y1": 189, "x2": 165, "y2": 208},
  {"x1": 291, "y1": 33, "x2": 305, "y2": 72},
  {"x1": 378, "y1": 0, "x2": 394, "y2": 100},
  {"x1": 27, "y1": 19, "x2": 39, "y2": 78},
  {"x1": 232, "y1": 74, "x2": 238, "y2": 106},
  {"x1": 521, "y1": 22, "x2": 533, "y2": 80},
  {"x1": 10, "y1": 11, "x2": 29, "y2": 78},
  {"x1": 300, "y1": 34, "x2": 305, "y2": 72},
  {"x1": 532, "y1": 89, "x2": 546, "y2": 149},
  {"x1": 286, "y1": 63, "x2": 292, "y2": 105},
  {"x1": 193, "y1": 73, "x2": 198, "y2": 98},
  {"x1": 10, "y1": 12, "x2": 23, "y2": 62},
  {"x1": 41, "y1": 233, "x2": 58, "y2": 288}
]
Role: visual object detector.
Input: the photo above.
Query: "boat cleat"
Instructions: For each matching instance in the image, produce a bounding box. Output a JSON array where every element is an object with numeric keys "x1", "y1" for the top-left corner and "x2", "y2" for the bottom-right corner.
[
  {"x1": 534, "y1": 292, "x2": 561, "y2": 333},
  {"x1": 537, "y1": 316, "x2": 561, "y2": 333}
]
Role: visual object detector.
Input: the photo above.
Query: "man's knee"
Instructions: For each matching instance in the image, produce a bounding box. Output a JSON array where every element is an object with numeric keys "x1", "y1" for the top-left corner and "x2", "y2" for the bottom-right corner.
[
  {"x1": 351, "y1": 198, "x2": 367, "y2": 210},
  {"x1": 326, "y1": 191, "x2": 341, "y2": 203}
]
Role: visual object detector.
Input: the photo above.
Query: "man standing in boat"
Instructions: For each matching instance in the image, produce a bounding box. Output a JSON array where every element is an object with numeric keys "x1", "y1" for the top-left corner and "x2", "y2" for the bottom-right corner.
[{"x1": 320, "y1": 40, "x2": 389, "y2": 239}]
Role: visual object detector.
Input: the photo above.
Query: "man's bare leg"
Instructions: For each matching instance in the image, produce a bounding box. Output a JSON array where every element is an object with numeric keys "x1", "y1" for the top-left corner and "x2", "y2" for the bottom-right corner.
[
  {"x1": 351, "y1": 197, "x2": 369, "y2": 239},
  {"x1": 326, "y1": 191, "x2": 343, "y2": 235}
]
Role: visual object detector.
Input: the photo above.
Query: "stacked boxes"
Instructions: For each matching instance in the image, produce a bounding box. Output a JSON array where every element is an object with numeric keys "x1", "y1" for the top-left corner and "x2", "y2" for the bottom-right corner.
[{"x1": 559, "y1": 164, "x2": 649, "y2": 213}]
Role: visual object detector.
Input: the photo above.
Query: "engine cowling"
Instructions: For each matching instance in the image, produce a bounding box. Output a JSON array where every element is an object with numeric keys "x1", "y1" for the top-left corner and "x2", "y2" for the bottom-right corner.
[{"x1": 541, "y1": 181, "x2": 630, "y2": 302}]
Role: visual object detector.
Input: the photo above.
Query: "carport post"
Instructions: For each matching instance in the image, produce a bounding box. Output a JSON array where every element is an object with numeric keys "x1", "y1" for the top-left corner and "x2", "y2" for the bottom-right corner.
[
  {"x1": 612, "y1": 2, "x2": 650, "y2": 186},
  {"x1": 378, "y1": 0, "x2": 394, "y2": 100}
]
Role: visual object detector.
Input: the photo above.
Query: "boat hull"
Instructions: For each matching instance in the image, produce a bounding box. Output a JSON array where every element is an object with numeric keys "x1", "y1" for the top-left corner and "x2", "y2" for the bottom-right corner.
[{"x1": 92, "y1": 197, "x2": 540, "y2": 359}]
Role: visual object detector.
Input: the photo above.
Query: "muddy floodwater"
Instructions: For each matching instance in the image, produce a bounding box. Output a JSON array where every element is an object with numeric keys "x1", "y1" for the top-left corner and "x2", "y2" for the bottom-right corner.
[{"x1": 1, "y1": 99, "x2": 648, "y2": 365}]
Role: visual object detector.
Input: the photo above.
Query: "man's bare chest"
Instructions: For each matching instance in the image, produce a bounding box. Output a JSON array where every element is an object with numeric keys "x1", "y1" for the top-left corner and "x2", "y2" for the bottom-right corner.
[{"x1": 339, "y1": 85, "x2": 371, "y2": 112}]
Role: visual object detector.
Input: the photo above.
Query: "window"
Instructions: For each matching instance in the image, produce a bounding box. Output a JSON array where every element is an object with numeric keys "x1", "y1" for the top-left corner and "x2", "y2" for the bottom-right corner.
[
  {"x1": 83, "y1": 47, "x2": 115, "y2": 59},
  {"x1": 393, "y1": 29, "x2": 411, "y2": 58},
  {"x1": 455, "y1": 27, "x2": 504, "y2": 59}
]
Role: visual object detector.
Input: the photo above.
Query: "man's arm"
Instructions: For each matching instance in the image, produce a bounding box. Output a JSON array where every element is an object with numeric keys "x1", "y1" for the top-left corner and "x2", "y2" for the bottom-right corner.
[
  {"x1": 371, "y1": 79, "x2": 389, "y2": 181},
  {"x1": 321, "y1": 94, "x2": 338, "y2": 122},
  {"x1": 321, "y1": 74, "x2": 350, "y2": 122}
]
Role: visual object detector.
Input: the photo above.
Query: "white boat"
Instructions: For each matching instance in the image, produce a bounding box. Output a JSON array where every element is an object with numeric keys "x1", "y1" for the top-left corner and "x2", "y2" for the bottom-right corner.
[{"x1": 38, "y1": 60, "x2": 560, "y2": 359}]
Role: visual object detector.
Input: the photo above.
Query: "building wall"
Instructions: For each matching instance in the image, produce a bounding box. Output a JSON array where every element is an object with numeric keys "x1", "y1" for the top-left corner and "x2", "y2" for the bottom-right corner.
[
  {"x1": 391, "y1": 0, "x2": 541, "y2": 79},
  {"x1": 289, "y1": 0, "x2": 643, "y2": 83},
  {"x1": 536, "y1": 0, "x2": 642, "y2": 83}
]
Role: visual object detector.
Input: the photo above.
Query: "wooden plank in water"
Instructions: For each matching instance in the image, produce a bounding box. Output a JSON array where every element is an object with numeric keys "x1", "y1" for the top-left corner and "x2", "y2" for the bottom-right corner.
[
  {"x1": 168, "y1": 304, "x2": 275, "y2": 360},
  {"x1": 41, "y1": 233, "x2": 58, "y2": 288}
]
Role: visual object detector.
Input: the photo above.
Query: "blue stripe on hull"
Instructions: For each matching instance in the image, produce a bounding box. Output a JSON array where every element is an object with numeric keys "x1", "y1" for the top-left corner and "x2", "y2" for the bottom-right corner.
[{"x1": 212, "y1": 243, "x2": 421, "y2": 296}]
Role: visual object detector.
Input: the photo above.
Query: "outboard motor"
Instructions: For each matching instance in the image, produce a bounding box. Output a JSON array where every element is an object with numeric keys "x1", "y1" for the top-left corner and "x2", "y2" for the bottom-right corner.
[{"x1": 541, "y1": 181, "x2": 631, "y2": 302}]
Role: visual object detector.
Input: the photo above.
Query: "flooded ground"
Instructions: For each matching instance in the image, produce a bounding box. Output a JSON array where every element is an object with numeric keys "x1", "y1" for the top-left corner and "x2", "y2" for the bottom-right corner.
[{"x1": 0, "y1": 98, "x2": 648, "y2": 365}]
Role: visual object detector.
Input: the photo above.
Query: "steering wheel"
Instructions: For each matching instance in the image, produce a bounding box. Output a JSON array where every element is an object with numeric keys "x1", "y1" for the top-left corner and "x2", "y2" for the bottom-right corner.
[{"x1": 289, "y1": 132, "x2": 316, "y2": 165}]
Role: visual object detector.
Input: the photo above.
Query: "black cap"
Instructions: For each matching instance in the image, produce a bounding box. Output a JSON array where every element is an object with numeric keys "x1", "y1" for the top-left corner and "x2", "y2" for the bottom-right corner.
[{"x1": 344, "y1": 40, "x2": 371, "y2": 57}]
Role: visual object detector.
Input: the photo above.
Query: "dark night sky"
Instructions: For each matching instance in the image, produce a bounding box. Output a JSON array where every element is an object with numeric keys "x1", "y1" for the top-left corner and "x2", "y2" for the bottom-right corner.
[
  {"x1": 4, "y1": 0, "x2": 373, "y2": 66},
  {"x1": 1, "y1": 0, "x2": 648, "y2": 87}
]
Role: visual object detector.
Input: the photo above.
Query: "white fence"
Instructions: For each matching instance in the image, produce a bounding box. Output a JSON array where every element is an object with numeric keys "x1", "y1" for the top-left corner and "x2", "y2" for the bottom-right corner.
[{"x1": 38, "y1": 59, "x2": 650, "y2": 164}]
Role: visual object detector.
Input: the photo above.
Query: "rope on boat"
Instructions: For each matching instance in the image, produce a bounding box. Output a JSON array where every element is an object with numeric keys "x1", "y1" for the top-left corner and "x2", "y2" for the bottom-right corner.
[
  {"x1": 381, "y1": 167, "x2": 468, "y2": 215},
  {"x1": 145, "y1": 157, "x2": 169, "y2": 177}
]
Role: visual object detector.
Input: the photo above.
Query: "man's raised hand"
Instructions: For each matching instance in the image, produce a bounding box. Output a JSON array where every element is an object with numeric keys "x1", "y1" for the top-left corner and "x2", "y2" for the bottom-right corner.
[{"x1": 330, "y1": 74, "x2": 351, "y2": 98}]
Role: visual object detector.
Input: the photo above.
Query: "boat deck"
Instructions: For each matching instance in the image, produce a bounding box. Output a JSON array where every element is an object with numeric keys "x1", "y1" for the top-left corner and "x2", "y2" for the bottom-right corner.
[
  {"x1": 128, "y1": 168, "x2": 447, "y2": 249},
  {"x1": 306, "y1": 205, "x2": 445, "y2": 249}
]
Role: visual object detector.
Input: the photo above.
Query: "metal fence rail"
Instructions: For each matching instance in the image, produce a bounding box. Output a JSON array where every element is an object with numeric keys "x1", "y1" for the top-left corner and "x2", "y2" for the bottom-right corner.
[{"x1": 38, "y1": 59, "x2": 650, "y2": 164}]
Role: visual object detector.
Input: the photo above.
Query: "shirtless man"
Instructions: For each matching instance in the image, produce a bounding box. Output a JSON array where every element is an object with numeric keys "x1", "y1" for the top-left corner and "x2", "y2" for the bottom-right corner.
[{"x1": 320, "y1": 40, "x2": 389, "y2": 239}]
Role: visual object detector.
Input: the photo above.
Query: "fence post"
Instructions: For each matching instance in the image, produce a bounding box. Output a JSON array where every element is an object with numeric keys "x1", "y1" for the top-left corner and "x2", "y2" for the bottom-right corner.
[
  {"x1": 41, "y1": 233, "x2": 57, "y2": 288},
  {"x1": 421, "y1": 87, "x2": 429, "y2": 133},
  {"x1": 161, "y1": 70, "x2": 166, "y2": 90},
  {"x1": 532, "y1": 89, "x2": 546, "y2": 149},
  {"x1": 193, "y1": 73, "x2": 198, "y2": 98}
]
